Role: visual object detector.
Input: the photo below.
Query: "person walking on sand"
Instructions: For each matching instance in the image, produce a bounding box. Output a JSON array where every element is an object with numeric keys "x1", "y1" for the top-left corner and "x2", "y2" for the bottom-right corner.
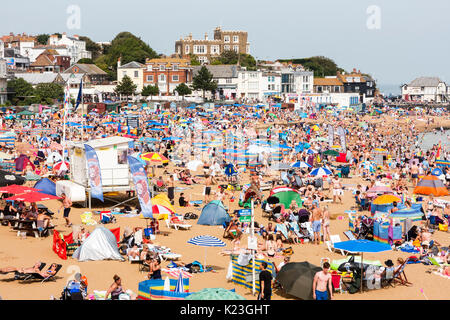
[
  {"x1": 59, "y1": 193, "x2": 72, "y2": 227},
  {"x1": 167, "y1": 174, "x2": 175, "y2": 205},
  {"x1": 312, "y1": 262, "x2": 333, "y2": 300},
  {"x1": 310, "y1": 203, "x2": 323, "y2": 245}
]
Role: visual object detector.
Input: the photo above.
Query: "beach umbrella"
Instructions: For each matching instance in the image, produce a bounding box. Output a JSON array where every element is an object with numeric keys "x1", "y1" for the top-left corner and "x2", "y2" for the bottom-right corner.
[
  {"x1": 310, "y1": 167, "x2": 332, "y2": 177},
  {"x1": 140, "y1": 152, "x2": 169, "y2": 164},
  {"x1": 305, "y1": 149, "x2": 317, "y2": 155},
  {"x1": 5, "y1": 191, "x2": 61, "y2": 202},
  {"x1": 152, "y1": 204, "x2": 174, "y2": 216},
  {"x1": 53, "y1": 161, "x2": 70, "y2": 171},
  {"x1": 185, "y1": 288, "x2": 245, "y2": 300},
  {"x1": 323, "y1": 149, "x2": 339, "y2": 157},
  {"x1": 372, "y1": 194, "x2": 401, "y2": 205},
  {"x1": 224, "y1": 163, "x2": 237, "y2": 177},
  {"x1": 366, "y1": 186, "x2": 393, "y2": 194},
  {"x1": 175, "y1": 272, "x2": 185, "y2": 293},
  {"x1": 0, "y1": 184, "x2": 41, "y2": 194},
  {"x1": 414, "y1": 175, "x2": 449, "y2": 196},
  {"x1": 187, "y1": 235, "x2": 225, "y2": 271},
  {"x1": 276, "y1": 262, "x2": 322, "y2": 300},
  {"x1": 333, "y1": 240, "x2": 391, "y2": 292},
  {"x1": 291, "y1": 161, "x2": 312, "y2": 169},
  {"x1": 431, "y1": 168, "x2": 443, "y2": 176},
  {"x1": 269, "y1": 186, "x2": 303, "y2": 208},
  {"x1": 186, "y1": 160, "x2": 203, "y2": 171},
  {"x1": 0, "y1": 170, "x2": 26, "y2": 187}
]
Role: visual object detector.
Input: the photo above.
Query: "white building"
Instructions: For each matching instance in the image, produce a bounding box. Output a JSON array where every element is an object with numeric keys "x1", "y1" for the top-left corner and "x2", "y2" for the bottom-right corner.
[
  {"x1": 237, "y1": 70, "x2": 263, "y2": 101},
  {"x1": 401, "y1": 77, "x2": 449, "y2": 102},
  {"x1": 48, "y1": 33, "x2": 92, "y2": 64},
  {"x1": 261, "y1": 72, "x2": 281, "y2": 100},
  {"x1": 0, "y1": 59, "x2": 7, "y2": 104},
  {"x1": 300, "y1": 92, "x2": 360, "y2": 108},
  {"x1": 117, "y1": 60, "x2": 145, "y2": 93},
  {"x1": 28, "y1": 46, "x2": 70, "y2": 63},
  {"x1": 192, "y1": 65, "x2": 239, "y2": 100}
]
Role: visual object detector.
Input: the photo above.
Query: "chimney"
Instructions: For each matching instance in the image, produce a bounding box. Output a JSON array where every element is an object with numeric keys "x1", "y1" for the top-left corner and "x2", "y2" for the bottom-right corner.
[
  {"x1": 73, "y1": 34, "x2": 79, "y2": 39},
  {"x1": 352, "y1": 68, "x2": 356, "y2": 73},
  {"x1": 189, "y1": 33, "x2": 192, "y2": 40},
  {"x1": 205, "y1": 33, "x2": 208, "y2": 40},
  {"x1": 117, "y1": 56, "x2": 121, "y2": 68},
  {"x1": 358, "y1": 69, "x2": 360, "y2": 73}
]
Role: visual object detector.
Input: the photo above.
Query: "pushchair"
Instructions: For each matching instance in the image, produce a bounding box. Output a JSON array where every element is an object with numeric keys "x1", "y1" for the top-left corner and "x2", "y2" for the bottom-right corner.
[{"x1": 356, "y1": 216, "x2": 374, "y2": 240}]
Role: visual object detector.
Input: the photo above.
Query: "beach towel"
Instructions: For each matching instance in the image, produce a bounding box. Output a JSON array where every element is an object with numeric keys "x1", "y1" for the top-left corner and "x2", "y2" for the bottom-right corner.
[
  {"x1": 275, "y1": 223, "x2": 289, "y2": 239},
  {"x1": 162, "y1": 268, "x2": 193, "y2": 278}
]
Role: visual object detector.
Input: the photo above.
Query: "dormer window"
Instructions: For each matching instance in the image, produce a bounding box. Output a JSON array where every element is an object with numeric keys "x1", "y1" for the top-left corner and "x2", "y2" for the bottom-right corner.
[{"x1": 160, "y1": 65, "x2": 165, "y2": 71}]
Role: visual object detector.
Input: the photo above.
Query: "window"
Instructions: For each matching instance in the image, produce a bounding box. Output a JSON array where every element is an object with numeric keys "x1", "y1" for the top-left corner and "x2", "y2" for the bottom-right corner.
[
  {"x1": 122, "y1": 71, "x2": 127, "y2": 77},
  {"x1": 146, "y1": 75, "x2": 154, "y2": 82},
  {"x1": 334, "y1": 86, "x2": 340, "y2": 93},
  {"x1": 346, "y1": 77, "x2": 353, "y2": 83},
  {"x1": 224, "y1": 35, "x2": 230, "y2": 43},
  {"x1": 173, "y1": 64, "x2": 178, "y2": 71},
  {"x1": 233, "y1": 45, "x2": 239, "y2": 53},
  {"x1": 226, "y1": 78, "x2": 232, "y2": 84},
  {"x1": 317, "y1": 86, "x2": 323, "y2": 93},
  {"x1": 147, "y1": 65, "x2": 152, "y2": 71},
  {"x1": 160, "y1": 64, "x2": 165, "y2": 71},
  {"x1": 210, "y1": 45, "x2": 220, "y2": 55},
  {"x1": 198, "y1": 56, "x2": 208, "y2": 64},
  {"x1": 134, "y1": 71, "x2": 138, "y2": 77},
  {"x1": 118, "y1": 149, "x2": 128, "y2": 165},
  {"x1": 224, "y1": 45, "x2": 230, "y2": 51},
  {"x1": 193, "y1": 45, "x2": 206, "y2": 54},
  {"x1": 185, "y1": 45, "x2": 190, "y2": 54},
  {"x1": 233, "y1": 35, "x2": 239, "y2": 43},
  {"x1": 354, "y1": 77, "x2": 360, "y2": 82},
  {"x1": 268, "y1": 84, "x2": 271, "y2": 90},
  {"x1": 355, "y1": 86, "x2": 359, "y2": 91},
  {"x1": 172, "y1": 75, "x2": 179, "y2": 82},
  {"x1": 246, "y1": 45, "x2": 250, "y2": 54},
  {"x1": 159, "y1": 74, "x2": 166, "y2": 82},
  {"x1": 303, "y1": 76, "x2": 309, "y2": 82}
]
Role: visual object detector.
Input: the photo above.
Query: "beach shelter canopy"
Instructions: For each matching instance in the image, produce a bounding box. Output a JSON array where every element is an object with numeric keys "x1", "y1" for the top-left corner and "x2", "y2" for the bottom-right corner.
[
  {"x1": 187, "y1": 235, "x2": 225, "y2": 271},
  {"x1": 198, "y1": 200, "x2": 230, "y2": 226},
  {"x1": 0, "y1": 170, "x2": 25, "y2": 187},
  {"x1": 372, "y1": 194, "x2": 401, "y2": 205},
  {"x1": 148, "y1": 193, "x2": 175, "y2": 214},
  {"x1": 414, "y1": 175, "x2": 449, "y2": 196},
  {"x1": 269, "y1": 187, "x2": 303, "y2": 208},
  {"x1": 185, "y1": 288, "x2": 245, "y2": 300},
  {"x1": 0, "y1": 184, "x2": 41, "y2": 194},
  {"x1": 323, "y1": 149, "x2": 339, "y2": 157},
  {"x1": 275, "y1": 262, "x2": 322, "y2": 300},
  {"x1": 72, "y1": 226, "x2": 124, "y2": 262},
  {"x1": 140, "y1": 152, "x2": 169, "y2": 164},
  {"x1": 33, "y1": 178, "x2": 57, "y2": 196}
]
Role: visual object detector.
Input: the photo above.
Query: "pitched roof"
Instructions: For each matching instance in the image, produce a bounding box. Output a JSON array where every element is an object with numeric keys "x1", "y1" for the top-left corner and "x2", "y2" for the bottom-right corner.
[
  {"x1": 145, "y1": 57, "x2": 191, "y2": 68},
  {"x1": 408, "y1": 77, "x2": 444, "y2": 87},
  {"x1": 337, "y1": 73, "x2": 366, "y2": 83},
  {"x1": 192, "y1": 65, "x2": 238, "y2": 78},
  {"x1": 118, "y1": 61, "x2": 145, "y2": 69},
  {"x1": 14, "y1": 73, "x2": 59, "y2": 85},
  {"x1": 31, "y1": 54, "x2": 55, "y2": 67},
  {"x1": 64, "y1": 64, "x2": 107, "y2": 75},
  {"x1": 314, "y1": 77, "x2": 343, "y2": 86}
]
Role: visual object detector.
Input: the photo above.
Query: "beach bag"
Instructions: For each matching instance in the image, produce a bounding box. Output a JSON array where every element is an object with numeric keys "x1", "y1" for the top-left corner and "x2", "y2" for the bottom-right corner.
[{"x1": 282, "y1": 247, "x2": 294, "y2": 256}]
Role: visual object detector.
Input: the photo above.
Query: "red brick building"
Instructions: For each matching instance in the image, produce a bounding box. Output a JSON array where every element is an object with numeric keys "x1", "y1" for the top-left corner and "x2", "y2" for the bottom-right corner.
[{"x1": 143, "y1": 57, "x2": 192, "y2": 95}]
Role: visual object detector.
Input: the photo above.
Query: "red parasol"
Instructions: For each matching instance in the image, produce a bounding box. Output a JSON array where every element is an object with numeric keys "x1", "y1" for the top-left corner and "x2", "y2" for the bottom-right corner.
[
  {"x1": 5, "y1": 192, "x2": 61, "y2": 202},
  {"x1": 53, "y1": 161, "x2": 70, "y2": 171},
  {"x1": 0, "y1": 184, "x2": 42, "y2": 194}
]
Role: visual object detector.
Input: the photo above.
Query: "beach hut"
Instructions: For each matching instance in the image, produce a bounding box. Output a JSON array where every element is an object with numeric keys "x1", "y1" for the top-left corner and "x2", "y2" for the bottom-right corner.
[
  {"x1": 72, "y1": 226, "x2": 124, "y2": 262},
  {"x1": 197, "y1": 200, "x2": 230, "y2": 226}
]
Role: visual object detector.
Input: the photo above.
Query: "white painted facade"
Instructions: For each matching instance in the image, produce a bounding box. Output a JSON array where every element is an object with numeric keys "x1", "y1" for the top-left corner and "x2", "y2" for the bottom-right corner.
[
  {"x1": 48, "y1": 33, "x2": 92, "y2": 64},
  {"x1": 401, "y1": 77, "x2": 449, "y2": 102}
]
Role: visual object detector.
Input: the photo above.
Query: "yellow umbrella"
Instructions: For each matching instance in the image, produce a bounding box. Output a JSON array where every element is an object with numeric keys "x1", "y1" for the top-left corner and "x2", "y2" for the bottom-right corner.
[
  {"x1": 311, "y1": 125, "x2": 319, "y2": 131},
  {"x1": 140, "y1": 194, "x2": 175, "y2": 219},
  {"x1": 373, "y1": 194, "x2": 401, "y2": 205},
  {"x1": 331, "y1": 145, "x2": 341, "y2": 149},
  {"x1": 140, "y1": 152, "x2": 169, "y2": 164},
  {"x1": 374, "y1": 148, "x2": 387, "y2": 152}
]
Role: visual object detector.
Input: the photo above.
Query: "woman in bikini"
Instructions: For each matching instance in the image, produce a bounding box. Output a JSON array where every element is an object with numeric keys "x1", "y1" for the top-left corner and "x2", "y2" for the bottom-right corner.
[{"x1": 106, "y1": 275, "x2": 126, "y2": 300}]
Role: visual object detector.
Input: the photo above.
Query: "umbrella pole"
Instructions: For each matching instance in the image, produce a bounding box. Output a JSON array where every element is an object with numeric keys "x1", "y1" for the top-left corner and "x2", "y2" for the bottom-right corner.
[
  {"x1": 360, "y1": 252, "x2": 364, "y2": 293},
  {"x1": 204, "y1": 247, "x2": 207, "y2": 273}
]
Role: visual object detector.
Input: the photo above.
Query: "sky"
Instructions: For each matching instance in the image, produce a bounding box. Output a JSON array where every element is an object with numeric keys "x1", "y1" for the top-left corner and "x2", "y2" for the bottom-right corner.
[{"x1": 1, "y1": 0, "x2": 449, "y2": 93}]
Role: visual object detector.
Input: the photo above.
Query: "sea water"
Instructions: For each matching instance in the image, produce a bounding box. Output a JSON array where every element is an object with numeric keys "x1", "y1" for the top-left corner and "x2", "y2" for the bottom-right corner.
[{"x1": 417, "y1": 129, "x2": 450, "y2": 151}]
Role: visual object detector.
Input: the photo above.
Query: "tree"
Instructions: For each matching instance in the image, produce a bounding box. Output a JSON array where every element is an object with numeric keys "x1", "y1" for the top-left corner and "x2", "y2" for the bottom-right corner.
[
  {"x1": 34, "y1": 83, "x2": 64, "y2": 104},
  {"x1": 79, "y1": 36, "x2": 102, "y2": 60},
  {"x1": 211, "y1": 51, "x2": 256, "y2": 70},
  {"x1": 36, "y1": 34, "x2": 50, "y2": 45},
  {"x1": 77, "y1": 58, "x2": 94, "y2": 64},
  {"x1": 192, "y1": 66, "x2": 217, "y2": 99},
  {"x1": 115, "y1": 75, "x2": 137, "y2": 101},
  {"x1": 7, "y1": 78, "x2": 35, "y2": 105},
  {"x1": 189, "y1": 54, "x2": 201, "y2": 66},
  {"x1": 277, "y1": 56, "x2": 342, "y2": 77},
  {"x1": 141, "y1": 85, "x2": 159, "y2": 98},
  {"x1": 174, "y1": 83, "x2": 192, "y2": 98}
]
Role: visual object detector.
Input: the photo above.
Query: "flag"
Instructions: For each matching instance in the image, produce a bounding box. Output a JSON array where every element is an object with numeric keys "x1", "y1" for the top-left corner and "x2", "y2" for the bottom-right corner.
[
  {"x1": 328, "y1": 124, "x2": 334, "y2": 147},
  {"x1": 84, "y1": 144, "x2": 104, "y2": 202},
  {"x1": 436, "y1": 141, "x2": 442, "y2": 160},
  {"x1": 74, "y1": 79, "x2": 83, "y2": 111},
  {"x1": 337, "y1": 126, "x2": 346, "y2": 152},
  {"x1": 128, "y1": 156, "x2": 153, "y2": 218}
]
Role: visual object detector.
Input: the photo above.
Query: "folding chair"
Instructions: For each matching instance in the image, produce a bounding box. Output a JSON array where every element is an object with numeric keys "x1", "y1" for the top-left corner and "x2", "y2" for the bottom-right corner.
[{"x1": 392, "y1": 258, "x2": 412, "y2": 286}]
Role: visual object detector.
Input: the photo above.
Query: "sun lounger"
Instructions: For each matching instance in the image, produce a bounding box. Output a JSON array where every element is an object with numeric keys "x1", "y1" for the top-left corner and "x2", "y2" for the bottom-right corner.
[
  {"x1": 19, "y1": 264, "x2": 62, "y2": 283},
  {"x1": 326, "y1": 235, "x2": 350, "y2": 256},
  {"x1": 165, "y1": 218, "x2": 192, "y2": 231}
]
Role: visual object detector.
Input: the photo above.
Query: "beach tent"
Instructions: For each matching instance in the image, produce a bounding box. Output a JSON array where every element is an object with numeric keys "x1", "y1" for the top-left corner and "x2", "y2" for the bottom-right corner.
[
  {"x1": 414, "y1": 175, "x2": 449, "y2": 196},
  {"x1": 197, "y1": 200, "x2": 230, "y2": 226},
  {"x1": 269, "y1": 187, "x2": 303, "y2": 208},
  {"x1": 46, "y1": 151, "x2": 63, "y2": 164},
  {"x1": 72, "y1": 226, "x2": 124, "y2": 262},
  {"x1": 33, "y1": 178, "x2": 57, "y2": 196}
]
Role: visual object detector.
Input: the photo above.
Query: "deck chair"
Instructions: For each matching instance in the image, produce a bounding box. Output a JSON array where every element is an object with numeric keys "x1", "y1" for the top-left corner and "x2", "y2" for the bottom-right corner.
[
  {"x1": 280, "y1": 171, "x2": 290, "y2": 185},
  {"x1": 288, "y1": 222, "x2": 302, "y2": 238},
  {"x1": 275, "y1": 223, "x2": 289, "y2": 241},
  {"x1": 381, "y1": 267, "x2": 395, "y2": 288},
  {"x1": 392, "y1": 258, "x2": 412, "y2": 286},
  {"x1": 8, "y1": 263, "x2": 46, "y2": 278},
  {"x1": 326, "y1": 235, "x2": 349, "y2": 256},
  {"x1": 21, "y1": 264, "x2": 62, "y2": 283},
  {"x1": 344, "y1": 230, "x2": 357, "y2": 241}
]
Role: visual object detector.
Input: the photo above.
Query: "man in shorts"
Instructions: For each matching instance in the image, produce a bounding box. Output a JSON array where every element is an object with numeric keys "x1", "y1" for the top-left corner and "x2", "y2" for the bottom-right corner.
[
  {"x1": 332, "y1": 175, "x2": 343, "y2": 204},
  {"x1": 310, "y1": 203, "x2": 323, "y2": 245},
  {"x1": 312, "y1": 262, "x2": 333, "y2": 300},
  {"x1": 60, "y1": 193, "x2": 72, "y2": 227}
]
